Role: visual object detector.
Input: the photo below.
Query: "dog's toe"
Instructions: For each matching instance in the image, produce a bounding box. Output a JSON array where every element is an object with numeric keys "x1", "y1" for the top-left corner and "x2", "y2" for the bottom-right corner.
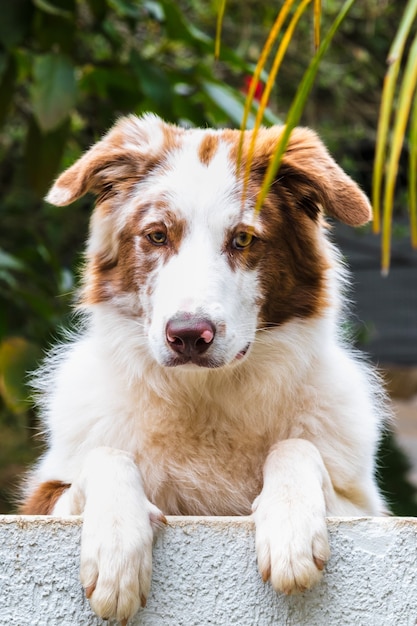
[{"x1": 254, "y1": 492, "x2": 330, "y2": 595}]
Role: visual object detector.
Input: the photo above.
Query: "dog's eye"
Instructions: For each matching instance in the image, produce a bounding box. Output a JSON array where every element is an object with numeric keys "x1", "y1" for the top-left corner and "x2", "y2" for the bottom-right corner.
[
  {"x1": 147, "y1": 231, "x2": 167, "y2": 246},
  {"x1": 233, "y1": 231, "x2": 255, "y2": 250}
]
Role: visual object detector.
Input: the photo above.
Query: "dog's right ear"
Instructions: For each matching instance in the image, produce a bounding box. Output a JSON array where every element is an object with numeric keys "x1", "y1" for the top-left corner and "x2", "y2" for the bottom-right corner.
[{"x1": 45, "y1": 114, "x2": 169, "y2": 206}]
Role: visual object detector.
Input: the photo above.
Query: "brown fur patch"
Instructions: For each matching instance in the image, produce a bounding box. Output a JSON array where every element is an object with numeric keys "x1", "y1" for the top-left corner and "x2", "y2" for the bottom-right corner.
[
  {"x1": 220, "y1": 128, "x2": 331, "y2": 325},
  {"x1": 256, "y1": 198, "x2": 330, "y2": 326},
  {"x1": 81, "y1": 202, "x2": 187, "y2": 309},
  {"x1": 198, "y1": 134, "x2": 219, "y2": 166},
  {"x1": 20, "y1": 480, "x2": 70, "y2": 515}
]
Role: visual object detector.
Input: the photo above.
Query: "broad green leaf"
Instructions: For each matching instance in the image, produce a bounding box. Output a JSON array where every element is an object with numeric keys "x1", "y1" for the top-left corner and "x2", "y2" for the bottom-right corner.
[
  {"x1": 202, "y1": 81, "x2": 279, "y2": 128},
  {"x1": 0, "y1": 337, "x2": 41, "y2": 414},
  {"x1": 202, "y1": 81, "x2": 252, "y2": 127},
  {"x1": 31, "y1": 53, "x2": 77, "y2": 132},
  {"x1": 159, "y1": 0, "x2": 211, "y2": 48}
]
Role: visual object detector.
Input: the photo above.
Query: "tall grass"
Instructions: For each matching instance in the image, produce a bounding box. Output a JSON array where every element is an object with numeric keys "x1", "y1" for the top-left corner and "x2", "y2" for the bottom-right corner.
[{"x1": 217, "y1": 0, "x2": 417, "y2": 273}]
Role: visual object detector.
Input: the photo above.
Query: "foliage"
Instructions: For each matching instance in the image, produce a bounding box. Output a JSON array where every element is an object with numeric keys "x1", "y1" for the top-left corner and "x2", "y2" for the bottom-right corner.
[{"x1": 372, "y1": 0, "x2": 417, "y2": 273}]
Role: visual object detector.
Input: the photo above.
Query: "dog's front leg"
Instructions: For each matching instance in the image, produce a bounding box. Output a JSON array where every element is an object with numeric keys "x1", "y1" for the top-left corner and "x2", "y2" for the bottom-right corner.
[
  {"x1": 55, "y1": 447, "x2": 165, "y2": 625},
  {"x1": 252, "y1": 438, "x2": 331, "y2": 595}
]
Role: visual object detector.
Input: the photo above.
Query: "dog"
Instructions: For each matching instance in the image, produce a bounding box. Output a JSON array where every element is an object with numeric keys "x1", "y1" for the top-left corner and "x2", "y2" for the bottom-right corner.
[{"x1": 21, "y1": 114, "x2": 388, "y2": 624}]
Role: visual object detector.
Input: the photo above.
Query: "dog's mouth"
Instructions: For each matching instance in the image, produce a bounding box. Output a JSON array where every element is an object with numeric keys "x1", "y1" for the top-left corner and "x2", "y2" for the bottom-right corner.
[
  {"x1": 164, "y1": 343, "x2": 252, "y2": 369},
  {"x1": 164, "y1": 355, "x2": 223, "y2": 369},
  {"x1": 235, "y1": 343, "x2": 251, "y2": 361}
]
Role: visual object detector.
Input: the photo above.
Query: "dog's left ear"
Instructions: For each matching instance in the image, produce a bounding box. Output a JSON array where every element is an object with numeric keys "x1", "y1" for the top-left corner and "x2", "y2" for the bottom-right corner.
[{"x1": 274, "y1": 127, "x2": 372, "y2": 227}]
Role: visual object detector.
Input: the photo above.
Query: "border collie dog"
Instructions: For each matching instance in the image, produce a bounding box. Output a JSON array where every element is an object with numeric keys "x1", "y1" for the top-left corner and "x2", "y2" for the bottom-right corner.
[{"x1": 22, "y1": 115, "x2": 387, "y2": 624}]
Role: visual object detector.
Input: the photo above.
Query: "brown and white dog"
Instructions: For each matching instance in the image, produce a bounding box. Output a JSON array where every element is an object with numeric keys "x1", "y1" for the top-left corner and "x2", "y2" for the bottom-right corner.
[{"x1": 21, "y1": 115, "x2": 387, "y2": 624}]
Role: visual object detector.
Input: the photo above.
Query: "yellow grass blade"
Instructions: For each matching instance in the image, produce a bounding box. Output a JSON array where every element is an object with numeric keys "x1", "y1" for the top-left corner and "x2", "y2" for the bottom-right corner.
[
  {"x1": 241, "y1": 0, "x2": 313, "y2": 206},
  {"x1": 314, "y1": 0, "x2": 321, "y2": 50},
  {"x1": 381, "y1": 34, "x2": 417, "y2": 275},
  {"x1": 237, "y1": 0, "x2": 297, "y2": 170},
  {"x1": 372, "y1": 66, "x2": 400, "y2": 234},
  {"x1": 215, "y1": 0, "x2": 227, "y2": 60},
  {"x1": 410, "y1": 89, "x2": 417, "y2": 248},
  {"x1": 255, "y1": 0, "x2": 312, "y2": 131},
  {"x1": 254, "y1": 0, "x2": 355, "y2": 216},
  {"x1": 372, "y1": 0, "x2": 417, "y2": 235}
]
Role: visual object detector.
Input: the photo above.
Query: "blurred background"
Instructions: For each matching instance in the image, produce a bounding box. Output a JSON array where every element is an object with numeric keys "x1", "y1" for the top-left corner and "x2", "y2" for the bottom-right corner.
[{"x1": 0, "y1": 0, "x2": 416, "y2": 514}]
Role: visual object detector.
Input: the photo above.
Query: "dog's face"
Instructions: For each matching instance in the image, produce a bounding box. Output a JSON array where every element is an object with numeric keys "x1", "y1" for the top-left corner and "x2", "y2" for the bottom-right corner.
[{"x1": 46, "y1": 115, "x2": 371, "y2": 369}]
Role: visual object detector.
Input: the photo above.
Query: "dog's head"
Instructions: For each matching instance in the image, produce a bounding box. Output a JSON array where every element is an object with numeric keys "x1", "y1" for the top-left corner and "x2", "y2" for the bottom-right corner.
[{"x1": 46, "y1": 114, "x2": 371, "y2": 369}]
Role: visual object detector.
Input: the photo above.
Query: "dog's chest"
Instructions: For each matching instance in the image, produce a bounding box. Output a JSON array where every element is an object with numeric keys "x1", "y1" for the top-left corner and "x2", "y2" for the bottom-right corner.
[{"x1": 136, "y1": 415, "x2": 270, "y2": 516}]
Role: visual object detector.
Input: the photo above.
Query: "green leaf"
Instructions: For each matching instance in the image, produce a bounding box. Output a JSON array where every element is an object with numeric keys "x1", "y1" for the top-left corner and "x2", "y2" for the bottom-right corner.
[
  {"x1": 144, "y1": 1, "x2": 164, "y2": 21},
  {"x1": 108, "y1": 0, "x2": 142, "y2": 18},
  {"x1": 0, "y1": 249, "x2": 26, "y2": 273},
  {"x1": 158, "y1": 0, "x2": 211, "y2": 48},
  {"x1": 31, "y1": 53, "x2": 77, "y2": 132},
  {"x1": 201, "y1": 80, "x2": 280, "y2": 128},
  {"x1": 25, "y1": 116, "x2": 70, "y2": 197},
  {"x1": 0, "y1": 337, "x2": 41, "y2": 414},
  {"x1": 202, "y1": 81, "x2": 249, "y2": 127}
]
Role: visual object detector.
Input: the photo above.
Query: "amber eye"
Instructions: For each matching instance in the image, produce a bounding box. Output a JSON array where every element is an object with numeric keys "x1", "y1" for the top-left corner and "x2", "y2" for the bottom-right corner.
[
  {"x1": 233, "y1": 231, "x2": 255, "y2": 250},
  {"x1": 147, "y1": 231, "x2": 167, "y2": 246}
]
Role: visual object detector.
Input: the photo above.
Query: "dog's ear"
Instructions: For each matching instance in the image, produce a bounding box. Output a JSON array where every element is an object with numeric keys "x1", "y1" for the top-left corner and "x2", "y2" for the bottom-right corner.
[
  {"x1": 45, "y1": 114, "x2": 168, "y2": 206},
  {"x1": 255, "y1": 126, "x2": 372, "y2": 227}
]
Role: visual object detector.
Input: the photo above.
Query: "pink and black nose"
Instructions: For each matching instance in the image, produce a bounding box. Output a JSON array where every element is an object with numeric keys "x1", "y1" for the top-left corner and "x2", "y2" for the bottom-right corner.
[{"x1": 166, "y1": 315, "x2": 216, "y2": 357}]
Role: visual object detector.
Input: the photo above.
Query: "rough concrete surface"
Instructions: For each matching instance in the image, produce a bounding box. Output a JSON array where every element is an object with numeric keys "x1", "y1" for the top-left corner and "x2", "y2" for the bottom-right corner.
[{"x1": 1, "y1": 516, "x2": 417, "y2": 626}]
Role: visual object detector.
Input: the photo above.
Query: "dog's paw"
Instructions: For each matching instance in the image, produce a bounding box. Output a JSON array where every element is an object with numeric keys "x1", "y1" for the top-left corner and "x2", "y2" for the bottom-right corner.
[
  {"x1": 252, "y1": 494, "x2": 330, "y2": 595},
  {"x1": 80, "y1": 500, "x2": 166, "y2": 623}
]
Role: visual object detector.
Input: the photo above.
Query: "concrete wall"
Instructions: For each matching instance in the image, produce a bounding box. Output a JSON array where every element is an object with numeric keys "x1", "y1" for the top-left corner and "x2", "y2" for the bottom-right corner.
[{"x1": 1, "y1": 516, "x2": 417, "y2": 626}]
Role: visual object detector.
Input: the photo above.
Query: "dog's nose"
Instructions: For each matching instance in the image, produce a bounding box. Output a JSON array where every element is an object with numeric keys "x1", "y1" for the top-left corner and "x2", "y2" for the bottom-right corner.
[{"x1": 166, "y1": 315, "x2": 216, "y2": 357}]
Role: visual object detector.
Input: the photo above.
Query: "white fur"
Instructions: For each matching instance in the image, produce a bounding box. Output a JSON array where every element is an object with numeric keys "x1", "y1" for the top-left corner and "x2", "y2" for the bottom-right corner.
[{"x1": 26, "y1": 119, "x2": 388, "y2": 623}]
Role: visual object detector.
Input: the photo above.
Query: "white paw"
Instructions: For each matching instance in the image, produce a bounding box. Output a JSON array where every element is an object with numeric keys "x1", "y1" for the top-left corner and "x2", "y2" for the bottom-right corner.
[
  {"x1": 252, "y1": 494, "x2": 330, "y2": 594},
  {"x1": 80, "y1": 500, "x2": 166, "y2": 624}
]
